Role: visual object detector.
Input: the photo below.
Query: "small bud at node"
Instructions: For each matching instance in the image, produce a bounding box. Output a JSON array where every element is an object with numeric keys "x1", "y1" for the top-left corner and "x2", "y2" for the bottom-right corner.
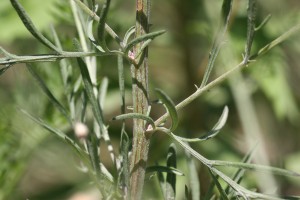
[{"x1": 74, "y1": 122, "x2": 89, "y2": 139}]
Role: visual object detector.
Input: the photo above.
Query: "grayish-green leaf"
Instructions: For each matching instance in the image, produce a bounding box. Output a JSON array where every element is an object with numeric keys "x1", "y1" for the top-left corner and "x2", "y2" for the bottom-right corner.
[
  {"x1": 26, "y1": 64, "x2": 71, "y2": 124},
  {"x1": 123, "y1": 26, "x2": 135, "y2": 47},
  {"x1": 166, "y1": 143, "x2": 177, "y2": 200},
  {"x1": 120, "y1": 129, "x2": 130, "y2": 192},
  {"x1": 146, "y1": 166, "x2": 184, "y2": 176},
  {"x1": 175, "y1": 106, "x2": 228, "y2": 142},
  {"x1": 244, "y1": 0, "x2": 257, "y2": 61},
  {"x1": 209, "y1": 170, "x2": 229, "y2": 200},
  {"x1": 99, "y1": 77, "x2": 109, "y2": 109},
  {"x1": 185, "y1": 146, "x2": 200, "y2": 200},
  {"x1": 255, "y1": 14, "x2": 271, "y2": 31},
  {"x1": 155, "y1": 88, "x2": 178, "y2": 131},
  {"x1": 97, "y1": 0, "x2": 111, "y2": 44},
  {"x1": 10, "y1": 0, "x2": 60, "y2": 52},
  {"x1": 118, "y1": 53, "x2": 125, "y2": 114},
  {"x1": 211, "y1": 160, "x2": 300, "y2": 177},
  {"x1": 77, "y1": 58, "x2": 105, "y2": 131},
  {"x1": 124, "y1": 30, "x2": 166, "y2": 53},
  {"x1": 200, "y1": 0, "x2": 233, "y2": 88},
  {"x1": 112, "y1": 113, "x2": 155, "y2": 129}
]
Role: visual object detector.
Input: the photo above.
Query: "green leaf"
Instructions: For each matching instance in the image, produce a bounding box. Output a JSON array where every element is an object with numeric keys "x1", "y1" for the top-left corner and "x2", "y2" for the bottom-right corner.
[
  {"x1": 250, "y1": 23, "x2": 300, "y2": 60},
  {"x1": 200, "y1": 0, "x2": 233, "y2": 88},
  {"x1": 77, "y1": 58, "x2": 105, "y2": 132},
  {"x1": 155, "y1": 88, "x2": 178, "y2": 131},
  {"x1": 97, "y1": 0, "x2": 111, "y2": 44},
  {"x1": 211, "y1": 160, "x2": 300, "y2": 177},
  {"x1": 225, "y1": 146, "x2": 255, "y2": 196},
  {"x1": 146, "y1": 166, "x2": 184, "y2": 176},
  {"x1": 185, "y1": 147, "x2": 200, "y2": 200},
  {"x1": 99, "y1": 77, "x2": 109, "y2": 109},
  {"x1": 124, "y1": 30, "x2": 166, "y2": 53},
  {"x1": 26, "y1": 64, "x2": 71, "y2": 124},
  {"x1": 10, "y1": 0, "x2": 60, "y2": 52},
  {"x1": 117, "y1": 53, "x2": 125, "y2": 114},
  {"x1": 20, "y1": 109, "x2": 88, "y2": 162},
  {"x1": 166, "y1": 143, "x2": 177, "y2": 200},
  {"x1": 87, "y1": 18, "x2": 105, "y2": 52},
  {"x1": 244, "y1": 0, "x2": 257, "y2": 61},
  {"x1": 208, "y1": 170, "x2": 229, "y2": 200},
  {"x1": 175, "y1": 106, "x2": 228, "y2": 142},
  {"x1": 120, "y1": 129, "x2": 130, "y2": 192},
  {"x1": 0, "y1": 66, "x2": 11, "y2": 76},
  {"x1": 123, "y1": 26, "x2": 135, "y2": 47},
  {"x1": 112, "y1": 113, "x2": 155, "y2": 129}
]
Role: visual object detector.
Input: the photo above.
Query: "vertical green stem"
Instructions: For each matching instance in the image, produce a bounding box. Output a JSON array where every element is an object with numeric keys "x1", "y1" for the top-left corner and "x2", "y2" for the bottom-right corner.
[{"x1": 130, "y1": 0, "x2": 151, "y2": 199}]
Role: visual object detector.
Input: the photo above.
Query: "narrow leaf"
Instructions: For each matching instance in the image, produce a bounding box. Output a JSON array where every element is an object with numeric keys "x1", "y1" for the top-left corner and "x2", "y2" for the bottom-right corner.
[
  {"x1": 200, "y1": 0, "x2": 233, "y2": 88},
  {"x1": 112, "y1": 113, "x2": 155, "y2": 129},
  {"x1": 255, "y1": 14, "x2": 271, "y2": 31},
  {"x1": 97, "y1": 0, "x2": 111, "y2": 43},
  {"x1": 185, "y1": 147, "x2": 200, "y2": 200},
  {"x1": 123, "y1": 26, "x2": 136, "y2": 46},
  {"x1": 209, "y1": 170, "x2": 230, "y2": 200},
  {"x1": 117, "y1": 53, "x2": 125, "y2": 114},
  {"x1": 77, "y1": 58, "x2": 105, "y2": 131},
  {"x1": 155, "y1": 88, "x2": 178, "y2": 131},
  {"x1": 20, "y1": 109, "x2": 88, "y2": 162},
  {"x1": 99, "y1": 77, "x2": 109, "y2": 109},
  {"x1": 0, "y1": 66, "x2": 11, "y2": 76},
  {"x1": 250, "y1": 23, "x2": 300, "y2": 60},
  {"x1": 87, "y1": 17, "x2": 105, "y2": 52},
  {"x1": 225, "y1": 146, "x2": 256, "y2": 196},
  {"x1": 211, "y1": 160, "x2": 300, "y2": 177},
  {"x1": 124, "y1": 30, "x2": 166, "y2": 53},
  {"x1": 120, "y1": 129, "x2": 130, "y2": 192},
  {"x1": 175, "y1": 106, "x2": 228, "y2": 142},
  {"x1": 146, "y1": 166, "x2": 184, "y2": 176},
  {"x1": 244, "y1": 0, "x2": 257, "y2": 61},
  {"x1": 166, "y1": 143, "x2": 177, "y2": 200},
  {"x1": 26, "y1": 64, "x2": 71, "y2": 124},
  {"x1": 10, "y1": 0, "x2": 60, "y2": 52}
]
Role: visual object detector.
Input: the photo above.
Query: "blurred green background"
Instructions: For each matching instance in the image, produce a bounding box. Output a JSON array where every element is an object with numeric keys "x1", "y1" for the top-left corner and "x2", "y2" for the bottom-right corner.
[{"x1": 1, "y1": 0, "x2": 300, "y2": 199}]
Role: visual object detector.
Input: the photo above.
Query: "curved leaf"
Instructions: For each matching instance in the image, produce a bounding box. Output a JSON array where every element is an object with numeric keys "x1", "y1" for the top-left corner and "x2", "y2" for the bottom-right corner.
[
  {"x1": 10, "y1": 0, "x2": 60, "y2": 52},
  {"x1": 124, "y1": 30, "x2": 166, "y2": 53},
  {"x1": 155, "y1": 88, "x2": 178, "y2": 131},
  {"x1": 175, "y1": 106, "x2": 228, "y2": 142},
  {"x1": 112, "y1": 113, "x2": 155, "y2": 129}
]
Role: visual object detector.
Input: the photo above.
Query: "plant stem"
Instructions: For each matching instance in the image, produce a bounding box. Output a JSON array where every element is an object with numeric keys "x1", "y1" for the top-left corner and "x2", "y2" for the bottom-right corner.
[{"x1": 129, "y1": 0, "x2": 151, "y2": 199}]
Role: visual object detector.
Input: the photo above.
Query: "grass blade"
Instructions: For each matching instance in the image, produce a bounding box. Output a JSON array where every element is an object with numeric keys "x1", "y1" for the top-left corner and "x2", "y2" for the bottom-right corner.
[
  {"x1": 10, "y1": 0, "x2": 60, "y2": 52},
  {"x1": 166, "y1": 143, "x2": 177, "y2": 200},
  {"x1": 26, "y1": 64, "x2": 71, "y2": 124},
  {"x1": 155, "y1": 88, "x2": 178, "y2": 131},
  {"x1": 175, "y1": 106, "x2": 228, "y2": 142},
  {"x1": 200, "y1": 0, "x2": 233, "y2": 88}
]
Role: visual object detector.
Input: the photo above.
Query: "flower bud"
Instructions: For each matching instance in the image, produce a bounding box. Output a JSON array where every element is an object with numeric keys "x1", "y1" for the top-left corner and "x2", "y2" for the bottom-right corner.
[{"x1": 74, "y1": 122, "x2": 89, "y2": 139}]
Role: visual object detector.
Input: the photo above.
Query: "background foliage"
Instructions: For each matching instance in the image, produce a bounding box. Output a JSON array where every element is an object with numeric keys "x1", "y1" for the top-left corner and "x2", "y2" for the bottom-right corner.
[{"x1": 1, "y1": 0, "x2": 300, "y2": 199}]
